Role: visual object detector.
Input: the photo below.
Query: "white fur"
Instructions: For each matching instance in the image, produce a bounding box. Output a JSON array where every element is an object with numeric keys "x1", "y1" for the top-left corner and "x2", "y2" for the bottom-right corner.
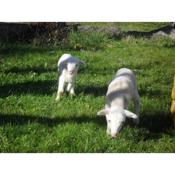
[
  {"x1": 55, "y1": 54, "x2": 85, "y2": 101},
  {"x1": 97, "y1": 68, "x2": 140, "y2": 138}
]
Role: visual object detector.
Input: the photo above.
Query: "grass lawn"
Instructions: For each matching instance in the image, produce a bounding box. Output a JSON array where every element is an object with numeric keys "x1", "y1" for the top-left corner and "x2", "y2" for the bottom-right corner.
[
  {"x1": 80, "y1": 22, "x2": 169, "y2": 31},
  {"x1": 0, "y1": 24, "x2": 175, "y2": 152}
]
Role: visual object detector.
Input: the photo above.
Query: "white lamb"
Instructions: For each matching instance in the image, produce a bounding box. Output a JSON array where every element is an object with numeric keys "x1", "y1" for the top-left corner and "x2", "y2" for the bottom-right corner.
[
  {"x1": 97, "y1": 68, "x2": 140, "y2": 138},
  {"x1": 55, "y1": 53, "x2": 85, "y2": 101}
]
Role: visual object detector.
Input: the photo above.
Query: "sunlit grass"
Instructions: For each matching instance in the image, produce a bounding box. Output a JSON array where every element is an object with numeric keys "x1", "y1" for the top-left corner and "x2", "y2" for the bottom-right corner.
[{"x1": 0, "y1": 24, "x2": 175, "y2": 152}]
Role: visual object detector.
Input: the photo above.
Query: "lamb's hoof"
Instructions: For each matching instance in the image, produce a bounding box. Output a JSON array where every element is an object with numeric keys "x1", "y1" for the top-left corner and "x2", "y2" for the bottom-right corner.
[
  {"x1": 106, "y1": 130, "x2": 111, "y2": 136},
  {"x1": 55, "y1": 92, "x2": 64, "y2": 102},
  {"x1": 55, "y1": 96, "x2": 61, "y2": 102},
  {"x1": 55, "y1": 98, "x2": 60, "y2": 102},
  {"x1": 70, "y1": 93, "x2": 76, "y2": 97}
]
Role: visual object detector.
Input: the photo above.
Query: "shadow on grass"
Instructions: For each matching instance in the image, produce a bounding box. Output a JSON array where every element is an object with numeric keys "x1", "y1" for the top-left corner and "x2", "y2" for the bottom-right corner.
[
  {"x1": 0, "y1": 78, "x2": 108, "y2": 97},
  {"x1": 0, "y1": 44, "x2": 56, "y2": 57},
  {"x1": 0, "y1": 111, "x2": 174, "y2": 141},
  {"x1": 138, "y1": 111, "x2": 174, "y2": 140},
  {"x1": 0, "y1": 80, "x2": 56, "y2": 97},
  {"x1": 77, "y1": 84, "x2": 107, "y2": 97},
  {"x1": 0, "y1": 113, "x2": 106, "y2": 127},
  {"x1": 4, "y1": 66, "x2": 56, "y2": 74}
]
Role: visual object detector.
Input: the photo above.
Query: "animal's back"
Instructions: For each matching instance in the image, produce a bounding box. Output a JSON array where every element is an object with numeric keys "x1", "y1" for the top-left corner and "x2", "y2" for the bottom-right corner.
[
  {"x1": 106, "y1": 68, "x2": 136, "y2": 107},
  {"x1": 116, "y1": 68, "x2": 135, "y2": 82},
  {"x1": 110, "y1": 68, "x2": 136, "y2": 91}
]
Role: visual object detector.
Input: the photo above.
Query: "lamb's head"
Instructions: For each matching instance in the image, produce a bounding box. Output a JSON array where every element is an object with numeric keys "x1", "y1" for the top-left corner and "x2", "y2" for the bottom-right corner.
[
  {"x1": 66, "y1": 58, "x2": 85, "y2": 75},
  {"x1": 97, "y1": 108, "x2": 137, "y2": 138},
  {"x1": 67, "y1": 60, "x2": 79, "y2": 75},
  {"x1": 97, "y1": 108, "x2": 125, "y2": 138}
]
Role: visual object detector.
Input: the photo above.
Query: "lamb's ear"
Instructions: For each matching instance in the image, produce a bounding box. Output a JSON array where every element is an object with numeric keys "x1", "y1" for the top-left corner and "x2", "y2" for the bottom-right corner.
[
  {"x1": 58, "y1": 62, "x2": 67, "y2": 73},
  {"x1": 79, "y1": 60, "x2": 86, "y2": 66},
  {"x1": 124, "y1": 110, "x2": 137, "y2": 119},
  {"x1": 97, "y1": 109, "x2": 108, "y2": 116}
]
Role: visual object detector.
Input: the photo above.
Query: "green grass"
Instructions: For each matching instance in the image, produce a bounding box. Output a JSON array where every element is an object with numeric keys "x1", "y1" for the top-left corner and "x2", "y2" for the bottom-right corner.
[
  {"x1": 64, "y1": 31, "x2": 109, "y2": 50},
  {"x1": 80, "y1": 22, "x2": 169, "y2": 31},
  {"x1": 0, "y1": 24, "x2": 175, "y2": 152}
]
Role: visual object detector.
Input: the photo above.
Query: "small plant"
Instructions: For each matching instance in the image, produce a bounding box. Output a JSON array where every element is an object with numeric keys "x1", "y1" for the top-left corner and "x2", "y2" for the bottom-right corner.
[{"x1": 64, "y1": 31, "x2": 108, "y2": 51}]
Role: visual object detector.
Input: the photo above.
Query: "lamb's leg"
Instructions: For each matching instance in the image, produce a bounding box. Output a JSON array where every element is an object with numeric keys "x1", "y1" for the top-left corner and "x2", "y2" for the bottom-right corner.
[
  {"x1": 55, "y1": 76, "x2": 65, "y2": 101},
  {"x1": 106, "y1": 121, "x2": 111, "y2": 136},
  {"x1": 69, "y1": 82, "x2": 76, "y2": 96},
  {"x1": 66, "y1": 83, "x2": 72, "y2": 92},
  {"x1": 133, "y1": 90, "x2": 140, "y2": 124}
]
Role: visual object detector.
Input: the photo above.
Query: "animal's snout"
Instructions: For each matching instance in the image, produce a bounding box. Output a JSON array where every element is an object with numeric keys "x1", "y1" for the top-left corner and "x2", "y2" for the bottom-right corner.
[{"x1": 111, "y1": 133, "x2": 117, "y2": 139}]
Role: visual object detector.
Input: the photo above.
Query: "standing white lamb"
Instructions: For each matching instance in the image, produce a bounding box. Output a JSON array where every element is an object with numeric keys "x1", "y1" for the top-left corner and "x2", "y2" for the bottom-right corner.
[
  {"x1": 55, "y1": 54, "x2": 85, "y2": 101},
  {"x1": 97, "y1": 68, "x2": 140, "y2": 138}
]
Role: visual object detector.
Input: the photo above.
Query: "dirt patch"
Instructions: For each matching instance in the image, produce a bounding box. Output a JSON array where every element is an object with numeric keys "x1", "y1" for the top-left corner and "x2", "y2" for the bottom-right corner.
[
  {"x1": 78, "y1": 23, "x2": 175, "y2": 39},
  {"x1": 78, "y1": 25, "x2": 123, "y2": 39}
]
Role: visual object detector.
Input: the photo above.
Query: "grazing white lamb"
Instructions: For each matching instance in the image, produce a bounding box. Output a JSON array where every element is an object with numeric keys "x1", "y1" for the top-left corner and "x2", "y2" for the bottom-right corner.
[
  {"x1": 97, "y1": 68, "x2": 140, "y2": 138},
  {"x1": 55, "y1": 53, "x2": 85, "y2": 101}
]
